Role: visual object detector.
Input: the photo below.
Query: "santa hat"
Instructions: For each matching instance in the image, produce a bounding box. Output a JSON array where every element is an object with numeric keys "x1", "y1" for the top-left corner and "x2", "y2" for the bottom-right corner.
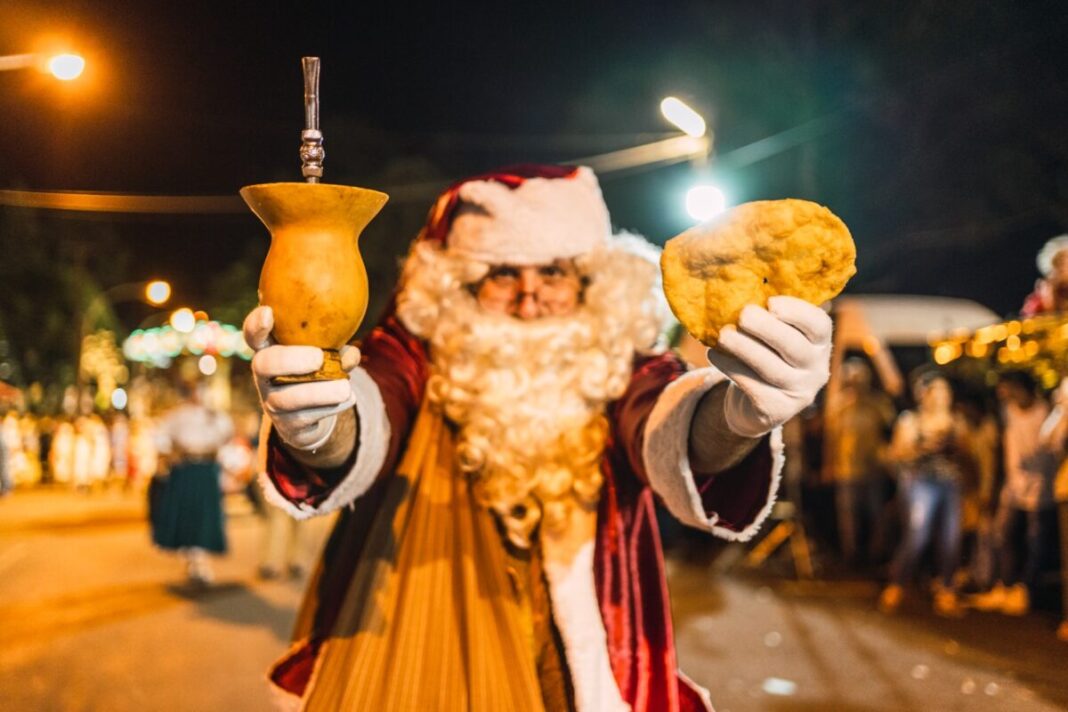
[
  {"x1": 1037, "y1": 234, "x2": 1068, "y2": 276},
  {"x1": 418, "y1": 164, "x2": 611, "y2": 265}
]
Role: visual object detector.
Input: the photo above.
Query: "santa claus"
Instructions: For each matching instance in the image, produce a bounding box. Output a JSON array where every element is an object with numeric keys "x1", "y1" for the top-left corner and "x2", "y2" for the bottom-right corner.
[{"x1": 244, "y1": 165, "x2": 833, "y2": 711}]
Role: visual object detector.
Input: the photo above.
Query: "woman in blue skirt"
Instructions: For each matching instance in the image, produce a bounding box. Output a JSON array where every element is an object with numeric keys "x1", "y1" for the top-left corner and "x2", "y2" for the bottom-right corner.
[{"x1": 151, "y1": 381, "x2": 234, "y2": 585}]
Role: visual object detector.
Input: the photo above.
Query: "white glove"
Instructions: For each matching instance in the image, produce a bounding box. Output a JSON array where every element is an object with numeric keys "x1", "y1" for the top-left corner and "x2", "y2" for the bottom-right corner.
[
  {"x1": 243, "y1": 306, "x2": 361, "y2": 451},
  {"x1": 706, "y1": 296, "x2": 832, "y2": 438}
]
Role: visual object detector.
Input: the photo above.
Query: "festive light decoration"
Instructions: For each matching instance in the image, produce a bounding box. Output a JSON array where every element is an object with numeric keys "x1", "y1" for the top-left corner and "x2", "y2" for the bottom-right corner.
[
  {"x1": 122, "y1": 320, "x2": 253, "y2": 368},
  {"x1": 928, "y1": 313, "x2": 1068, "y2": 389}
]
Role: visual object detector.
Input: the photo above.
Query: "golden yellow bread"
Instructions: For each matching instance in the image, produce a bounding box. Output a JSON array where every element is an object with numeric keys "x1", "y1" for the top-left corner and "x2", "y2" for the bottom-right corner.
[{"x1": 661, "y1": 199, "x2": 856, "y2": 346}]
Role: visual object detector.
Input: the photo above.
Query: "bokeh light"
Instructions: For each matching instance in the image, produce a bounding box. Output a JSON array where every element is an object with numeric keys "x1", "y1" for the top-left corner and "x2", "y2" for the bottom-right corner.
[
  {"x1": 145, "y1": 280, "x2": 171, "y2": 306},
  {"x1": 198, "y1": 354, "x2": 218, "y2": 376},
  {"x1": 110, "y1": 387, "x2": 128, "y2": 410},
  {"x1": 170, "y1": 308, "x2": 195, "y2": 334}
]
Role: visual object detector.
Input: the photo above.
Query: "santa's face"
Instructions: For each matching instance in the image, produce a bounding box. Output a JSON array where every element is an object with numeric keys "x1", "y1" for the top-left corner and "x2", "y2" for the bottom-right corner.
[{"x1": 474, "y1": 259, "x2": 583, "y2": 319}]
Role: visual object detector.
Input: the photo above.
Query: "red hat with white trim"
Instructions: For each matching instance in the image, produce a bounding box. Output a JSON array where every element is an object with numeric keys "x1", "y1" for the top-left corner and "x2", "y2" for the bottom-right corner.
[{"x1": 418, "y1": 164, "x2": 611, "y2": 265}]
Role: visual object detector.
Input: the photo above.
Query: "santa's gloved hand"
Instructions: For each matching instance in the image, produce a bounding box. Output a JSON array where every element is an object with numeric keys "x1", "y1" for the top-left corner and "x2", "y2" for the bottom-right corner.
[
  {"x1": 706, "y1": 296, "x2": 832, "y2": 438},
  {"x1": 243, "y1": 306, "x2": 360, "y2": 451}
]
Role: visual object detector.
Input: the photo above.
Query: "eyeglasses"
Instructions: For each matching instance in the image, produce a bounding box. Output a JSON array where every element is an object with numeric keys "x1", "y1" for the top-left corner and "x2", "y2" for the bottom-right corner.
[
  {"x1": 471, "y1": 262, "x2": 586, "y2": 314},
  {"x1": 478, "y1": 264, "x2": 580, "y2": 297}
]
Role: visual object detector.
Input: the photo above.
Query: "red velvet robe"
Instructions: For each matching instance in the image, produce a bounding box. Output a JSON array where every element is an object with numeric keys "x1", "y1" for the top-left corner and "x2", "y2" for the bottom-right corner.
[{"x1": 265, "y1": 315, "x2": 777, "y2": 712}]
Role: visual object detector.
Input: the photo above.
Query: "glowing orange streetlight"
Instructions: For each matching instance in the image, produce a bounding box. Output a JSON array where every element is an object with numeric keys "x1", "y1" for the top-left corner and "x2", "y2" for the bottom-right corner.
[{"x1": 0, "y1": 51, "x2": 86, "y2": 80}]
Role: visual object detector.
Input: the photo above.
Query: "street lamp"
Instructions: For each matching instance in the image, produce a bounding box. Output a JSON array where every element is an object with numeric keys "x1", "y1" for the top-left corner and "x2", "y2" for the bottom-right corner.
[
  {"x1": 145, "y1": 280, "x2": 171, "y2": 306},
  {"x1": 47, "y1": 53, "x2": 85, "y2": 81},
  {"x1": 660, "y1": 97, "x2": 707, "y2": 138},
  {"x1": 0, "y1": 52, "x2": 86, "y2": 80},
  {"x1": 661, "y1": 96, "x2": 730, "y2": 223}
]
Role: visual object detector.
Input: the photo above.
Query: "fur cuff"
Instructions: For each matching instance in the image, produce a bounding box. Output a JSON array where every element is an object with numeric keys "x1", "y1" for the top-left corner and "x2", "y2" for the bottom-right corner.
[
  {"x1": 642, "y1": 367, "x2": 784, "y2": 541},
  {"x1": 260, "y1": 366, "x2": 391, "y2": 519}
]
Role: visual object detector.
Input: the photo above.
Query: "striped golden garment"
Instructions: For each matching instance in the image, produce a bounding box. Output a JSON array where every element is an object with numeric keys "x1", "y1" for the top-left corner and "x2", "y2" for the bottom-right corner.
[{"x1": 299, "y1": 403, "x2": 556, "y2": 711}]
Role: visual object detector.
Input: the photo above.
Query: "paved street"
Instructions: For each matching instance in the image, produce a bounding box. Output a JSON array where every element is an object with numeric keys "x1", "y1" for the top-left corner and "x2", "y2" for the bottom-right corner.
[{"x1": 0, "y1": 489, "x2": 1065, "y2": 711}]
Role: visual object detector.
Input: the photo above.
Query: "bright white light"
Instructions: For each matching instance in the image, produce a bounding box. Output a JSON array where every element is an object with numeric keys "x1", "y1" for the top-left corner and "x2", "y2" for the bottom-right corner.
[
  {"x1": 48, "y1": 54, "x2": 85, "y2": 81},
  {"x1": 145, "y1": 280, "x2": 171, "y2": 306},
  {"x1": 170, "y1": 307, "x2": 196, "y2": 334},
  {"x1": 110, "y1": 388, "x2": 128, "y2": 410},
  {"x1": 761, "y1": 678, "x2": 797, "y2": 696},
  {"x1": 198, "y1": 354, "x2": 217, "y2": 376},
  {"x1": 660, "y1": 97, "x2": 706, "y2": 137},
  {"x1": 685, "y1": 184, "x2": 727, "y2": 222}
]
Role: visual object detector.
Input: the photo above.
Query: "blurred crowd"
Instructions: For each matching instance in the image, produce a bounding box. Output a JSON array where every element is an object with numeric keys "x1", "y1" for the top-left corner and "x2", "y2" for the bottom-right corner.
[
  {"x1": 0, "y1": 409, "x2": 255, "y2": 496},
  {"x1": 809, "y1": 357, "x2": 1068, "y2": 641}
]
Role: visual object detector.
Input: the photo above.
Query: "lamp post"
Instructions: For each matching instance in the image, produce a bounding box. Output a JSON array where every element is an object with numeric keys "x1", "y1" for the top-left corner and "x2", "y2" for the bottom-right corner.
[
  {"x1": 661, "y1": 96, "x2": 728, "y2": 222},
  {"x1": 660, "y1": 97, "x2": 707, "y2": 139},
  {"x1": 0, "y1": 52, "x2": 86, "y2": 80}
]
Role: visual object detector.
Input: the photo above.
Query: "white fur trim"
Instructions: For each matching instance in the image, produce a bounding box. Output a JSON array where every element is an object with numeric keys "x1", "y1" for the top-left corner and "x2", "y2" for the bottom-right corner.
[
  {"x1": 448, "y1": 166, "x2": 611, "y2": 265},
  {"x1": 543, "y1": 541, "x2": 631, "y2": 712},
  {"x1": 642, "y1": 367, "x2": 784, "y2": 542},
  {"x1": 677, "y1": 669, "x2": 714, "y2": 712},
  {"x1": 260, "y1": 366, "x2": 391, "y2": 520}
]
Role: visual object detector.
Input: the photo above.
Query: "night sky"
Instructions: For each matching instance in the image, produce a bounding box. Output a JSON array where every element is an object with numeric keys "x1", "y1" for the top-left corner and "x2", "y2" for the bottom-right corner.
[{"x1": 3, "y1": 0, "x2": 1068, "y2": 324}]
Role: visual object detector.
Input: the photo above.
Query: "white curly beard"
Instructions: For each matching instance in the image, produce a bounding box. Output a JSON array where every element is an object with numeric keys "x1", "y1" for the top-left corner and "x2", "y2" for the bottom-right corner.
[{"x1": 426, "y1": 296, "x2": 622, "y2": 547}]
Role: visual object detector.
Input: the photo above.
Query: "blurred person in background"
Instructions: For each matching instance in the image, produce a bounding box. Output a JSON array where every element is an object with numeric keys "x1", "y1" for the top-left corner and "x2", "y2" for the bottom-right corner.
[
  {"x1": 150, "y1": 379, "x2": 234, "y2": 586},
  {"x1": 256, "y1": 482, "x2": 311, "y2": 580},
  {"x1": 0, "y1": 423, "x2": 11, "y2": 496},
  {"x1": 823, "y1": 357, "x2": 896, "y2": 568},
  {"x1": 18, "y1": 414, "x2": 41, "y2": 486},
  {"x1": 88, "y1": 413, "x2": 112, "y2": 486},
  {"x1": 128, "y1": 416, "x2": 159, "y2": 489},
  {"x1": 1020, "y1": 376, "x2": 1068, "y2": 641},
  {"x1": 49, "y1": 417, "x2": 74, "y2": 486},
  {"x1": 879, "y1": 370, "x2": 972, "y2": 616},
  {"x1": 1021, "y1": 234, "x2": 1068, "y2": 316},
  {"x1": 972, "y1": 371, "x2": 1058, "y2": 616},
  {"x1": 955, "y1": 392, "x2": 1001, "y2": 591},
  {"x1": 37, "y1": 415, "x2": 55, "y2": 484},
  {"x1": 110, "y1": 412, "x2": 131, "y2": 487},
  {"x1": 71, "y1": 416, "x2": 94, "y2": 491}
]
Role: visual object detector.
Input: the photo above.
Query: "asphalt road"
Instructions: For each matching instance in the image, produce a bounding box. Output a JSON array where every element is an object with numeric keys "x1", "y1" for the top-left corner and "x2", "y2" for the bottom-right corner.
[{"x1": 1, "y1": 490, "x2": 1065, "y2": 712}]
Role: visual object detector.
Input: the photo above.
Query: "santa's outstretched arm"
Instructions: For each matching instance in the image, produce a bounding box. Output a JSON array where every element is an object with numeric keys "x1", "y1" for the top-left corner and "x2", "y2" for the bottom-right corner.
[
  {"x1": 244, "y1": 306, "x2": 427, "y2": 518},
  {"x1": 642, "y1": 296, "x2": 831, "y2": 540}
]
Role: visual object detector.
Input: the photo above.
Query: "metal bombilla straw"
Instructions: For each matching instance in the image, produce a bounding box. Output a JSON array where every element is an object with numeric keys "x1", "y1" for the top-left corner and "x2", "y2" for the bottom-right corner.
[{"x1": 300, "y1": 57, "x2": 324, "y2": 183}]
